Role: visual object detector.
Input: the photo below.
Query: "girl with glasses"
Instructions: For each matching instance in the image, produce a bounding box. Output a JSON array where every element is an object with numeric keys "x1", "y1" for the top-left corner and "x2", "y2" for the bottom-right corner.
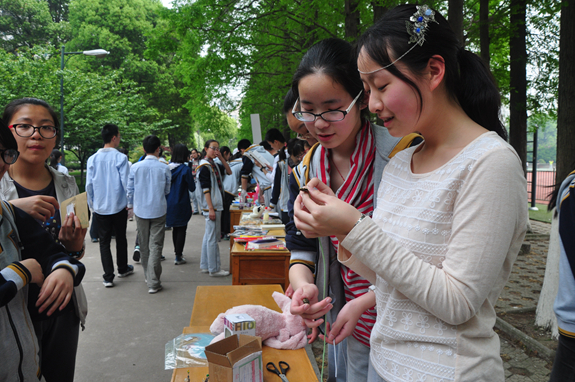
[
  {"x1": 0, "y1": 116, "x2": 86, "y2": 382},
  {"x1": 195, "y1": 139, "x2": 232, "y2": 277},
  {"x1": 286, "y1": 38, "x2": 420, "y2": 382},
  {"x1": 294, "y1": 5, "x2": 527, "y2": 382},
  {"x1": 0, "y1": 97, "x2": 88, "y2": 382}
]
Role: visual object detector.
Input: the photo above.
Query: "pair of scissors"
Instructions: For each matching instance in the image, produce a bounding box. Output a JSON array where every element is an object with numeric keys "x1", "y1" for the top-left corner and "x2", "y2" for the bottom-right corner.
[{"x1": 266, "y1": 361, "x2": 290, "y2": 382}]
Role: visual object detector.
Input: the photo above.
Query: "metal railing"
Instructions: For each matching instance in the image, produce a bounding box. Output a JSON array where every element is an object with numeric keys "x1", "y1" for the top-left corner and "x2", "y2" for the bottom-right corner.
[{"x1": 526, "y1": 169, "x2": 555, "y2": 205}]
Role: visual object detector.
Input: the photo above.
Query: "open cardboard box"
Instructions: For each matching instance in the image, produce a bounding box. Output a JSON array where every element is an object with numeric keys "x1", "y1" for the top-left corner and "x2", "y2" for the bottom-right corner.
[{"x1": 205, "y1": 334, "x2": 263, "y2": 382}]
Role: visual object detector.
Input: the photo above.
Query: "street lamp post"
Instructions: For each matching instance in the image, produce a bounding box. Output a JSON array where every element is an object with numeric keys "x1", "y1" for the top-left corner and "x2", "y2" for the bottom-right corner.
[{"x1": 59, "y1": 46, "x2": 109, "y2": 164}]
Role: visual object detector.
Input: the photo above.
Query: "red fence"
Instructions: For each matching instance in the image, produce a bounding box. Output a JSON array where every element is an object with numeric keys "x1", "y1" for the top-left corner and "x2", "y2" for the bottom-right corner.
[{"x1": 526, "y1": 170, "x2": 555, "y2": 205}]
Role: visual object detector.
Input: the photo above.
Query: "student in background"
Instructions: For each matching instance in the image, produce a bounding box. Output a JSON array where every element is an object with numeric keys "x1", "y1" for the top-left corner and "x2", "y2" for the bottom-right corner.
[
  {"x1": 287, "y1": 138, "x2": 307, "y2": 168},
  {"x1": 127, "y1": 135, "x2": 171, "y2": 294},
  {"x1": 195, "y1": 139, "x2": 231, "y2": 277},
  {"x1": 237, "y1": 139, "x2": 274, "y2": 206},
  {"x1": 49, "y1": 149, "x2": 68, "y2": 175},
  {"x1": 264, "y1": 128, "x2": 288, "y2": 195},
  {"x1": 86, "y1": 123, "x2": 133, "y2": 288},
  {"x1": 269, "y1": 139, "x2": 290, "y2": 224},
  {"x1": 166, "y1": 144, "x2": 195, "y2": 265},
  {"x1": 188, "y1": 148, "x2": 201, "y2": 214},
  {"x1": 217, "y1": 146, "x2": 242, "y2": 239}
]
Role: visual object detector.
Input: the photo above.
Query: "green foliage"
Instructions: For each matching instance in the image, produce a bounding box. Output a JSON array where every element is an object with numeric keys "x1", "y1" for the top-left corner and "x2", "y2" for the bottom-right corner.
[
  {"x1": 0, "y1": 45, "x2": 159, "y2": 164},
  {"x1": 0, "y1": 0, "x2": 56, "y2": 52},
  {"x1": 67, "y1": 0, "x2": 193, "y2": 147}
]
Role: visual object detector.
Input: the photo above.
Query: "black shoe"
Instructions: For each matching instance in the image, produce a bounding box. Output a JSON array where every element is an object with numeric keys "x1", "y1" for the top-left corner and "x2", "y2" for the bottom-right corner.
[
  {"x1": 160, "y1": 255, "x2": 166, "y2": 261},
  {"x1": 118, "y1": 265, "x2": 134, "y2": 278},
  {"x1": 91, "y1": 238, "x2": 99, "y2": 243},
  {"x1": 133, "y1": 246, "x2": 140, "y2": 263},
  {"x1": 175, "y1": 256, "x2": 187, "y2": 265}
]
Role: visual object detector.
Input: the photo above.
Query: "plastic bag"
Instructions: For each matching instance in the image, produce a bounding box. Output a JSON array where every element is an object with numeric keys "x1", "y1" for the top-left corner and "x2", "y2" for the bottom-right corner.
[{"x1": 164, "y1": 333, "x2": 215, "y2": 370}]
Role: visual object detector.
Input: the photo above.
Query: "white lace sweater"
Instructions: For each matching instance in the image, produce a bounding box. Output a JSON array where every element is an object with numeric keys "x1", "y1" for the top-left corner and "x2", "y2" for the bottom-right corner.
[{"x1": 338, "y1": 132, "x2": 528, "y2": 382}]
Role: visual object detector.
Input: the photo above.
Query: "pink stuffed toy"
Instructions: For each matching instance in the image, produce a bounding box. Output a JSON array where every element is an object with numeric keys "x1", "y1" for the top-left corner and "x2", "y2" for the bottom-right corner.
[{"x1": 209, "y1": 292, "x2": 308, "y2": 350}]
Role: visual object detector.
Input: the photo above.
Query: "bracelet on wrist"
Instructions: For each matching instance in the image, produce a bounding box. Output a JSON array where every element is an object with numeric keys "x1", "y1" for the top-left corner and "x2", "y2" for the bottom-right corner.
[
  {"x1": 353, "y1": 213, "x2": 367, "y2": 230},
  {"x1": 68, "y1": 245, "x2": 85, "y2": 259}
]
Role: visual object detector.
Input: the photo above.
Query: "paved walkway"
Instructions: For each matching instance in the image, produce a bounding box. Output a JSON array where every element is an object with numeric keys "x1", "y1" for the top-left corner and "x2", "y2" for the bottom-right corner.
[
  {"x1": 74, "y1": 217, "x2": 556, "y2": 381},
  {"x1": 497, "y1": 220, "x2": 550, "y2": 314}
]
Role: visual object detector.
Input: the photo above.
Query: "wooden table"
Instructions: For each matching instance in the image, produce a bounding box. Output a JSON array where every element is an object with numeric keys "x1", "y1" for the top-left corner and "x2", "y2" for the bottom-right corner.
[
  {"x1": 229, "y1": 207, "x2": 252, "y2": 234},
  {"x1": 229, "y1": 228, "x2": 287, "y2": 272},
  {"x1": 170, "y1": 285, "x2": 319, "y2": 382},
  {"x1": 230, "y1": 241, "x2": 290, "y2": 291}
]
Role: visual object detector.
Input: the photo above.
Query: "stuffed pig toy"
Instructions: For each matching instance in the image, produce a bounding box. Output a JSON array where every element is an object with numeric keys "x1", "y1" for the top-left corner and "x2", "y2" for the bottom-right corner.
[{"x1": 209, "y1": 292, "x2": 308, "y2": 350}]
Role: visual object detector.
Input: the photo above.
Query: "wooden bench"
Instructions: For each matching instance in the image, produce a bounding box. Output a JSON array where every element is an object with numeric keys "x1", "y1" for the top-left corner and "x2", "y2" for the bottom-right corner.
[{"x1": 170, "y1": 285, "x2": 319, "y2": 382}]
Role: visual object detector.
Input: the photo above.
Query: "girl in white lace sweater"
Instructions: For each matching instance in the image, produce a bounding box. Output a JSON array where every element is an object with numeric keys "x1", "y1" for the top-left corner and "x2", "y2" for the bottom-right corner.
[{"x1": 293, "y1": 4, "x2": 528, "y2": 382}]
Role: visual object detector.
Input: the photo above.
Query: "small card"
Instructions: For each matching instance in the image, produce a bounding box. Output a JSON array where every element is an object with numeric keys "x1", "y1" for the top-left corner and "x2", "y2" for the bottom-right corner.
[{"x1": 60, "y1": 192, "x2": 89, "y2": 229}]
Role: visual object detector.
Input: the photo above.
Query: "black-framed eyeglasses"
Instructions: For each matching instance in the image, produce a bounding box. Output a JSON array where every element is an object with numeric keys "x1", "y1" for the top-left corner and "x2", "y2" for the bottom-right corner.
[
  {"x1": 0, "y1": 148, "x2": 19, "y2": 164},
  {"x1": 292, "y1": 91, "x2": 363, "y2": 123},
  {"x1": 8, "y1": 124, "x2": 58, "y2": 139}
]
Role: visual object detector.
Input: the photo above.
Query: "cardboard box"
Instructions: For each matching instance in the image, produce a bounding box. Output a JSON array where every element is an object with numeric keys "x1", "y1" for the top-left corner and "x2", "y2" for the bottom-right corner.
[
  {"x1": 205, "y1": 334, "x2": 263, "y2": 382},
  {"x1": 224, "y1": 313, "x2": 256, "y2": 338}
]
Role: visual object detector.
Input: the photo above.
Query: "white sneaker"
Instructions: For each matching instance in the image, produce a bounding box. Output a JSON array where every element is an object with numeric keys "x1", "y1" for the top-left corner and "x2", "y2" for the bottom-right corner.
[
  {"x1": 209, "y1": 270, "x2": 230, "y2": 277},
  {"x1": 148, "y1": 285, "x2": 163, "y2": 294},
  {"x1": 200, "y1": 269, "x2": 209, "y2": 274}
]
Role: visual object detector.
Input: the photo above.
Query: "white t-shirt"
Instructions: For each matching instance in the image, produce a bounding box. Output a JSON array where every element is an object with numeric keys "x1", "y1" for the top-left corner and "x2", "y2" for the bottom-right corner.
[{"x1": 57, "y1": 163, "x2": 69, "y2": 175}]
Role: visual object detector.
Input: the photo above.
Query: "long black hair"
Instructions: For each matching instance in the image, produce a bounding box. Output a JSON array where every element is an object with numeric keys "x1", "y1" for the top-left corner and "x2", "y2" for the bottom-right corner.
[
  {"x1": 357, "y1": 4, "x2": 507, "y2": 140},
  {"x1": 49, "y1": 149, "x2": 62, "y2": 170},
  {"x1": 0, "y1": 118, "x2": 17, "y2": 151},
  {"x1": 291, "y1": 38, "x2": 369, "y2": 121},
  {"x1": 171, "y1": 144, "x2": 189, "y2": 164}
]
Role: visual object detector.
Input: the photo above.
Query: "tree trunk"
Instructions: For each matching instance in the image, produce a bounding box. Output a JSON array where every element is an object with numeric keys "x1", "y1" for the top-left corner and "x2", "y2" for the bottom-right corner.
[
  {"x1": 448, "y1": 0, "x2": 464, "y2": 46},
  {"x1": 556, "y1": 0, "x2": 575, "y2": 185},
  {"x1": 372, "y1": 2, "x2": 388, "y2": 24},
  {"x1": 479, "y1": 0, "x2": 490, "y2": 66},
  {"x1": 345, "y1": 0, "x2": 360, "y2": 41},
  {"x1": 509, "y1": 0, "x2": 527, "y2": 174}
]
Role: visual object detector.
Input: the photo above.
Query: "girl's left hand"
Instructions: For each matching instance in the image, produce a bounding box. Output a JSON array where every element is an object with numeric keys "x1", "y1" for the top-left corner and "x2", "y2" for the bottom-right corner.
[
  {"x1": 294, "y1": 178, "x2": 361, "y2": 238},
  {"x1": 59, "y1": 212, "x2": 87, "y2": 253},
  {"x1": 36, "y1": 268, "x2": 74, "y2": 316}
]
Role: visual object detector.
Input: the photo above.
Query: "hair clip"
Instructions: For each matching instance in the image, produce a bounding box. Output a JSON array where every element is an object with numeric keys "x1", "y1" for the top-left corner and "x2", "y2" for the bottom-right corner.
[
  {"x1": 358, "y1": 5, "x2": 438, "y2": 75},
  {"x1": 407, "y1": 5, "x2": 437, "y2": 46}
]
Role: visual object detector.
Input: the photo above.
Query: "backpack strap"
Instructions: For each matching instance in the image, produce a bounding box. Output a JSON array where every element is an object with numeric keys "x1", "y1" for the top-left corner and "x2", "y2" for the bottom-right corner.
[
  {"x1": 388, "y1": 133, "x2": 422, "y2": 159},
  {"x1": 293, "y1": 142, "x2": 321, "y2": 188}
]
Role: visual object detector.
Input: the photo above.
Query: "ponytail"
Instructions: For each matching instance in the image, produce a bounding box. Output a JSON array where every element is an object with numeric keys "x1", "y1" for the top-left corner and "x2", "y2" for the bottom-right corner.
[
  {"x1": 456, "y1": 49, "x2": 507, "y2": 140},
  {"x1": 49, "y1": 149, "x2": 62, "y2": 170}
]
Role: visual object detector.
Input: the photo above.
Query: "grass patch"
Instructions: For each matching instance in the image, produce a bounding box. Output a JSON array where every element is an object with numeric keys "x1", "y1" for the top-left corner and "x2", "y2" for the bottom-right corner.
[{"x1": 528, "y1": 203, "x2": 552, "y2": 223}]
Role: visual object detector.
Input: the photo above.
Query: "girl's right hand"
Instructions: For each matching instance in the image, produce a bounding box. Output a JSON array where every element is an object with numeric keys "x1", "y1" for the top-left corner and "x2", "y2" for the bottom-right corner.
[
  {"x1": 209, "y1": 209, "x2": 216, "y2": 221},
  {"x1": 19, "y1": 258, "x2": 44, "y2": 285},
  {"x1": 10, "y1": 195, "x2": 59, "y2": 222},
  {"x1": 322, "y1": 298, "x2": 364, "y2": 345},
  {"x1": 290, "y1": 284, "x2": 333, "y2": 325}
]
